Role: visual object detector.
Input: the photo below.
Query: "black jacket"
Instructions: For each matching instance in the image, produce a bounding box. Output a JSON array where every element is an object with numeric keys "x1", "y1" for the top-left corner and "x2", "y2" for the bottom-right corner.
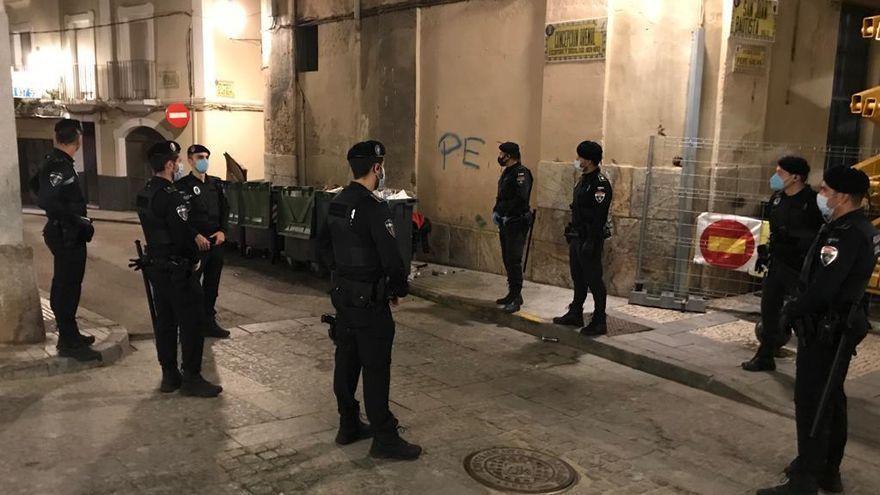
[
  {"x1": 571, "y1": 167, "x2": 613, "y2": 245},
  {"x1": 766, "y1": 187, "x2": 823, "y2": 271},
  {"x1": 136, "y1": 177, "x2": 199, "y2": 260},
  {"x1": 493, "y1": 163, "x2": 533, "y2": 219},
  {"x1": 34, "y1": 148, "x2": 87, "y2": 223},
  {"x1": 175, "y1": 173, "x2": 229, "y2": 237}
]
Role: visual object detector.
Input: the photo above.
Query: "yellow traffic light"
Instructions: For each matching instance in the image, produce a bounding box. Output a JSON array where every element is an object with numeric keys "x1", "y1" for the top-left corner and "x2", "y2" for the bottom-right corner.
[
  {"x1": 851, "y1": 86, "x2": 880, "y2": 124},
  {"x1": 863, "y1": 15, "x2": 880, "y2": 40}
]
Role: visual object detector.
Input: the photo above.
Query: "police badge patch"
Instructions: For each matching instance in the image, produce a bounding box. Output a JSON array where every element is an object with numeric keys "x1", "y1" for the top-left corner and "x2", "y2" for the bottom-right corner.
[
  {"x1": 773, "y1": 196, "x2": 781, "y2": 206},
  {"x1": 595, "y1": 189, "x2": 606, "y2": 203},
  {"x1": 193, "y1": 185, "x2": 201, "y2": 195},
  {"x1": 176, "y1": 204, "x2": 189, "y2": 221},
  {"x1": 49, "y1": 171, "x2": 64, "y2": 187},
  {"x1": 516, "y1": 173, "x2": 526, "y2": 185},
  {"x1": 385, "y1": 219, "x2": 396, "y2": 238},
  {"x1": 820, "y1": 245, "x2": 838, "y2": 266}
]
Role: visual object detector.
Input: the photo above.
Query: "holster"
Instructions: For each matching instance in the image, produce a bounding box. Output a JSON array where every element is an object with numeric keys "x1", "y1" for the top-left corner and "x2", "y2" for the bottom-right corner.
[
  {"x1": 330, "y1": 275, "x2": 386, "y2": 329},
  {"x1": 563, "y1": 223, "x2": 581, "y2": 242}
]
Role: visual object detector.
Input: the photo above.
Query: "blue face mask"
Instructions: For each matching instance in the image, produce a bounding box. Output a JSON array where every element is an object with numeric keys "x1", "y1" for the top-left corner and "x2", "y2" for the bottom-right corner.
[
  {"x1": 769, "y1": 173, "x2": 785, "y2": 191},
  {"x1": 195, "y1": 158, "x2": 209, "y2": 174},
  {"x1": 816, "y1": 193, "x2": 833, "y2": 221}
]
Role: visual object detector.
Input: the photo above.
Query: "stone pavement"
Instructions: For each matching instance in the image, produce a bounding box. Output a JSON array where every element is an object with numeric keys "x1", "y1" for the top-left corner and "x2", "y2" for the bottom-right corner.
[
  {"x1": 409, "y1": 263, "x2": 880, "y2": 447},
  {"x1": 0, "y1": 296, "x2": 129, "y2": 380},
  {"x1": 2, "y1": 297, "x2": 880, "y2": 495}
]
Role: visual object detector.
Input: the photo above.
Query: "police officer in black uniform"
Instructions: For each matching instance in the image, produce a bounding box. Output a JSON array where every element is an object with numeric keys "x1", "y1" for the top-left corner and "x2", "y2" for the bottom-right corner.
[
  {"x1": 317, "y1": 140, "x2": 421, "y2": 460},
  {"x1": 554, "y1": 141, "x2": 613, "y2": 336},
  {"x1": 758, "y1": 166, "x2": 878, "y2": 495},
  {"x1": 176, "y1": 144, "x2": 231, "y2": 339},
  {"x1": 493, "y1": 142, "x2": 533, "y2": 313},
  {"x1": 743, "y1": 156, "x2": 823, "y2": 372},
  {"x1": 136, "y1": 141, "x2": 222, "y2": 398},
  {"x1": 32, "y1": 119, "x2": 100, "y2": 361}
]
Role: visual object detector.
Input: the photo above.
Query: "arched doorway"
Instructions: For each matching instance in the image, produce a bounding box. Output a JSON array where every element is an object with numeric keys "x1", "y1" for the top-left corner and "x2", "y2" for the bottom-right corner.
[{"x1": 125, "y1": 126, "x2": 166, "y2": 208}]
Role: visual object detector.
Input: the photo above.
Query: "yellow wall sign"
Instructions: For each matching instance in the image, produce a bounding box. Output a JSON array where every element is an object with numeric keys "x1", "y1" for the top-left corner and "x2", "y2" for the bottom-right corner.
[
  {"x1": 732, "y1": 0, "x2": 777, "y2": 42},
  {"x1": 545, "y1": 18, "x2": 607, "y2": 62},
  {"x1": 733, "y1": 44, "x2": 768, "y2": 73},
  {"x1": 216, "y1": 80, "x2": 235, "y2": 98}
]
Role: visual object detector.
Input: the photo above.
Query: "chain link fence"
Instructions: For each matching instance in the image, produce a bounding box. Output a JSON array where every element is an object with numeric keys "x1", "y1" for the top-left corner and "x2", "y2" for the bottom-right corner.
[{"x1": 629, "y1": 136, "x2": 880, "y2": 312}]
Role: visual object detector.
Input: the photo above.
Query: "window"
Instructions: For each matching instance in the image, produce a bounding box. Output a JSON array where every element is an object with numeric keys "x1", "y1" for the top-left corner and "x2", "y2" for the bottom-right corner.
[
  {"x1": 10, "y1": 32, "x2": 31, "y2": 70},
  {"x1": 296, "y1": 25, "x2": 318, "y2": 72}
]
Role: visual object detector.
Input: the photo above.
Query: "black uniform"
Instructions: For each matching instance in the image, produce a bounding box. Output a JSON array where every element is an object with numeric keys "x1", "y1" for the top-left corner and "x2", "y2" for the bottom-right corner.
[
  {"x1": 785, "y1": 209, "x2": 878, "y2": 486},
  {"x1": 568, "y1": 168, "x2": 612, "y2": 319},
  {"x1": 756, "y1": 188, "x2": 823, "y2": 358},
  {"x1": 34, "y1": 148, "x2": 94, "y2": 347},
  {"x1": 493, "y1": 163, "x2": 533, "y2": 294},
  {"x1": 176, "y1": 173, "x2": 229, "y2": 328},
  {"x1": 136, "y1": 177, "x2": 205, "y2": 375},
  {"x1": 317, "y1": 181, "x2": 408, "y2": 440}
]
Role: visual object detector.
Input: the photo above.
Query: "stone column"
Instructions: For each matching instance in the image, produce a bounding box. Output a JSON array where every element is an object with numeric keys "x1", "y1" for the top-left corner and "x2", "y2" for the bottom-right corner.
[
  {"x1": 264, "y1": 0, "x2": 299, "y2": 185},
  {"x1": 0, "y1": 8, "x2": 45, "y2": 344}
]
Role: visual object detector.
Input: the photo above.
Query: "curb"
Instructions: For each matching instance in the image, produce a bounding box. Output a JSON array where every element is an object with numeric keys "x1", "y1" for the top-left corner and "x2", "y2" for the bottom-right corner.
[
  {"x1": 410, "y1": 283, "x2": 788, "y2": 419},
  {"x1": 0, "y1": 325, "x2": 132, "y2": 381}
]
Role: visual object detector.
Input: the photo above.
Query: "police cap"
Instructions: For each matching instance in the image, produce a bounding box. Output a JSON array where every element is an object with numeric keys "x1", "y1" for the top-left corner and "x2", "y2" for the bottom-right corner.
[
  {"x1": 147, "y1": 140, "x2": 181, "y2": 163},
  {"x1": 187, "y1": 144, "x2": 211, "y2": 157},
  {"x1": 824, "y1": 166, "x2": 870, "y2": 195},
  {"x1": 577, "y1": 141, "x2": 603, "y2": 164},
  {"x1": 54, "y1": 118, "x2": 83, "y2": 135},
  {"x1": 347, "y1": 140, "x2": 386, "y2": 161},
  {"x1": 778, "y1": 155, "x2": 809, "y2": 177},
  {"x1": 499, "y1": 142, "x2": 520, "y2": 159}
]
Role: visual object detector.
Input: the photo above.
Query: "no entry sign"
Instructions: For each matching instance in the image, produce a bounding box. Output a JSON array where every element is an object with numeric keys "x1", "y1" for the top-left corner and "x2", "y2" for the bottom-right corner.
[
  {"x1": 693, "y1": 213, "x2": 763, "y2": 272},
  {"x1": 165, "y1": 103, "x2": 190, "y2": 128}
]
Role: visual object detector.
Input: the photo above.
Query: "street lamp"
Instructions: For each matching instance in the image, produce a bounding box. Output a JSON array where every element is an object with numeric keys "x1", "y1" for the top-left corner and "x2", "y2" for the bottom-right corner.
[{"x1": 214, "y1": 0, "x2": 247, "y2": 39}]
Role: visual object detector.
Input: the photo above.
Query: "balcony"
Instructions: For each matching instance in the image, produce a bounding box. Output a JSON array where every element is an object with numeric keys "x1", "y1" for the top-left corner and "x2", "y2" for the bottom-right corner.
[
  {"x1": 106, "y1": 59, "x2": 157, "y2": 101},
  {"x1": 60, "y1": 63, "x2": 98, "y2": 101}
]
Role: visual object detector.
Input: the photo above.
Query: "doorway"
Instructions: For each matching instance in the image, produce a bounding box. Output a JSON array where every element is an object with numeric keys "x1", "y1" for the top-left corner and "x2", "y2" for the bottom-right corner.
[
  {"x1": 17, "y1": 138, "x2": 54, "y2": 206},
  {"x1": 124, "y1": 126, "x2": 166, "y2": 208},
  {"x1": 81, "y1": 122, "x2": 99, "y2": 205}
]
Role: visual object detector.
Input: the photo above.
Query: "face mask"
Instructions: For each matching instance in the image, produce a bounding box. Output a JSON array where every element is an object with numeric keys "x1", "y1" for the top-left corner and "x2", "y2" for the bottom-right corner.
[
  {"x1": 816, "y1": 193, "x2": 833, "y2": 221},
  {"x1": 769, "y1": 173, "x2": 785, "y2": 191},
  {"x1": 195, "y1": 158, "x2": 209, "y2": 174},
  {"x1": 376, "y1": 166, "x2": 386, "y2": 191},
  {"x1": 173, "y1": 162, "x2": 186, "y2": 182},
  {"x1": 497, "y1": 156, "x2": 507, "y2": 167},
  {"x1": 573, "y1": 159, "x2": 582, "y2": 173}
]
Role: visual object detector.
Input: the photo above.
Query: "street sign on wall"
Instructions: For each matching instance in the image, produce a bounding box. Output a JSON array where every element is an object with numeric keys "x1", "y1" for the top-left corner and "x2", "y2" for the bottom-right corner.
[
  {"x1": 545, "y1": 18, "x2": 607, "y2": 62},
  {"x1": 694, "y1": 213, "x2": 763, "y2": 272},
  {"x1": 165, "y1": 102, "x2": 191, "y2": 128},
  {"x1": 733, "y1": 44, "x2": 768, "y2": 73},
  {"x1": 731, "y1": 0, "x2": 777, "y2": 42}
]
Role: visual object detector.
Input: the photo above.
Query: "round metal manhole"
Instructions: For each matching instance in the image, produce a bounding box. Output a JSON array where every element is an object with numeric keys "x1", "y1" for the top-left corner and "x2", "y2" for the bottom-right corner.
[{"x1": 464, "y1": 447, "x2": 578, "y2": 494}]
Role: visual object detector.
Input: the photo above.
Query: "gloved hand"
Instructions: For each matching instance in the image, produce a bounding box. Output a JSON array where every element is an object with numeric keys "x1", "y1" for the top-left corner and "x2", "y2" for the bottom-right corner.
[
  {"x1": 779, "y1": 300, "x2": 795, "y2": 335},
  {"x1": 492, "y1": 212, "x2": 502, "y2": 227},
  {"x1": 755, "y1": 244, "x2": 770, "y2": 274},
  {"x1": 579, "y1": 239, "x2": 596, "y2": 258},
  {"x1": 128, "y1": 257, "x2": 151, "y2": 271}
]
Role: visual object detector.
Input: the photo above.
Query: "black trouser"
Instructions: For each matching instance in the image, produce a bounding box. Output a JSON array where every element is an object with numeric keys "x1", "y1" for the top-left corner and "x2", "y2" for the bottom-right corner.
[
  {"x1": 569, "y1": 238, "x2": 606, "y2": 318},
  {"x1": 333, "y1": 304, "x2": 397, "y2": 438},
  {"x1": 199, "y1": 246, "x2": 224, "y2": 326},
  {"x1": 756, "y1": 260, "x2": 799, "y2": 359},
  {"x1": 145, "y1": 264, "x2": 205, "y2": 375},
  {"x1": 793, "y1": 332, "x2": 856, "y2": 480},
  {"x1": 44, "y1": 230, "x2": 87, "y2": 347},
  {"x1": 499, "y1": 219, "x2": 529, "y2": 293}
]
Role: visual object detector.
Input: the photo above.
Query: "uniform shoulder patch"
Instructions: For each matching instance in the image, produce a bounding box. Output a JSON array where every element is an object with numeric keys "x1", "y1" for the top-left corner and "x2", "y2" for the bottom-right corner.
[
  {"x1": 48, "y1": 171, "x2": 64, "y2": 187},
  {"x1": 820, "y1": 245, "x2": 838, "y2": 266},
  {"x1": 594, "y1": 189, "x2": 607, "y2": 204},
  {"x1": 385, "y1": 218, "x2": 396, "y2": 238},
  {"x1": 176, "y1": 204, "x2": 189, "y2": 221},
  {"x1": 516, "y1": 173, "x2": 527, "y2": 185},
  {"x1": 598, "y1": 173, "x2": 608, "y2": 183}
]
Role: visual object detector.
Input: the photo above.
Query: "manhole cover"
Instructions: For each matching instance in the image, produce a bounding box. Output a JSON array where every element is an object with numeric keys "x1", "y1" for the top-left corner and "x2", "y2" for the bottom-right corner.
[
  {"x1": 603, "y1": 315, "x2": 650, "y2": 336},
  {"x1": 464, "y1": 447, "x2": 578, "y2": 494}
]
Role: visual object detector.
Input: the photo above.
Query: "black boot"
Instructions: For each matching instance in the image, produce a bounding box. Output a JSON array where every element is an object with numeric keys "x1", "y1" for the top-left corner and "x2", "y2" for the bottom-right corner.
[
  {"x1": 369, "y1": 433, "x2": 422, "y2": 461},
  {"x1": 335, "y1": 416, "x2": 373, "y2": 446},
  {"x1": 495, "y1": 291, "x2": 515, "y2": 305},
  {"x1": 553, "y1": 306, "x2": 584, "y2": 327},
  {"x1": 756, "y1": 477, "x2": 818, "y2": 495},
  {"x1": 502, "y1": 294, "x2": 523, "y2": 314},
  {"x1": 742, "y1": 354, "x2": 776, "y2": 372},
  {"x1": 580, "y1": 315, "x2": 607, "y2": 336},
  {"x1": 160, "y1": 367, "x2": 183, "y2": 393},
  {"x1": 180, "y1": 373, "x2": 223, "y2": 398},
  {"x1": 818, "y1": 471, "x2": 843, "y2": 494},
  {"x1": 203, "y1": 323, "x2": 231, "y2": 339},
  {"x1": 79, "y1": 334, "x2": 96, "y2": 346},
  {"x1": 57, "y1": 340, "x2": 102, "y2": 362}
]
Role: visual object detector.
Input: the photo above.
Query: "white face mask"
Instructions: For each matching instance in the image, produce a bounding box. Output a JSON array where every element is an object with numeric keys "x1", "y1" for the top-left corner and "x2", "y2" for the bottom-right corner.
[
  {"x1": 573, "y1": 159, "x2": 582, "y2": 173},
  {"x1": 172, "y1": 161, "x2": 186, "y2": 182}
]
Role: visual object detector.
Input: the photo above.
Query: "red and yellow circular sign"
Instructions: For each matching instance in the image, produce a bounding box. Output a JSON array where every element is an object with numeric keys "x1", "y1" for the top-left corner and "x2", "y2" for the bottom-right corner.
[{"x1": 698, "y1": 219, "x2": 756, "y2": 269}]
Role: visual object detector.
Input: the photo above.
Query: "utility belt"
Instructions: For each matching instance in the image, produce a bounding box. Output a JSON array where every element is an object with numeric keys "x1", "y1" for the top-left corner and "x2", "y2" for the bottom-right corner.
[
  {"x1": 793, "y1": 306, "x2": 868, "y2": 348},
  {"x1": 329, "y1": 274, "x2": 389, "y2": 327},
  {"x1": 499, "y1": 211, "x2": 533, "y2": 228},
  {"x1": 45, "y1": 216, "x2": 94, "y2": 245},
  {"x1": 141, "y1": 250, "x2": 198, "y2": 279}
]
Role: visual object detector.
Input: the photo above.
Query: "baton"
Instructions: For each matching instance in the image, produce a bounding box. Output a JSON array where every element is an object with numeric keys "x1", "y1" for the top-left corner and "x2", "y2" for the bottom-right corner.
[
  {"x1": 523, "y1": 209, "x2": 537, "y2": 273},
  {"x1": 809, "y1": 334, "x2": 850, "y2": 438},
  {"x1": 135, "y1": 240, "x2": 159, "y2": 333}
]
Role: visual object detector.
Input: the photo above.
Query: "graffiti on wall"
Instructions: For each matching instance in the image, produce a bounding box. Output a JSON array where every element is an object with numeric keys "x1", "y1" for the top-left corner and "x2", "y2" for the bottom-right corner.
[{"x1": 438, "y1": 132, "x2": 485, "y2": 170}]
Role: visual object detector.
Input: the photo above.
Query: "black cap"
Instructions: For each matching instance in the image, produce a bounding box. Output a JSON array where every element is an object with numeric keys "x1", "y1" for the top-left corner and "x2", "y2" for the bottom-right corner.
[
  {"x1": 778, "y1": 156, "x2": 809, "y2": 177},
  {"x1": 577, "y1": 141, "x2": 603, "y2": 164},
  {"x1": 824, "y1": 166, "x2": 870, "y2": 195},
  {"x1": 499, "y1": 142, "x2": 520, "y2": 159},
  {"x1": 347, "y1": 140, "x2": 386, "y2": 161},
  {"x1": 54, "y1": 118, "x2": 82, "y2": 134},
  {"x1": 187, "y1": 144, "x2": 211, "y2": 157},
  {"x1": 147, "y1": 140, "x2": 181, "y2": 161}
]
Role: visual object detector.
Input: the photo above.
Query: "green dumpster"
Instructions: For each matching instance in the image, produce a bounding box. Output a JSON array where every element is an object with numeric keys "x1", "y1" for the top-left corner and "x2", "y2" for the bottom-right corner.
[
  {"x1": 241, "y1": 181, "x2": 272, "y2": 229},
  {"x1": 275, "y1": 186, "x2": 315, "y2": 239},
  {"x1": 225, "y1": 181, "x2": 243, "y2": 226}
]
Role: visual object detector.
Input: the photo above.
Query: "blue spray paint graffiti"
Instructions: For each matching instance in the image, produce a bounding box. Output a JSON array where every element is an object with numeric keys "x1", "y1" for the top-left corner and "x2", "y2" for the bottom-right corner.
[{"x1": 438, "y1": 132, "x2": 484, "y2": 169}]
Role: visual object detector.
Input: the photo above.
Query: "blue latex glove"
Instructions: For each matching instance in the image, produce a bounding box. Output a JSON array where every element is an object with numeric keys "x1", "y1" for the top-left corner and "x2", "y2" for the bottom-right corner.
[{"x1": 492, "y1": 212, "x2": 502, "y2": 226}]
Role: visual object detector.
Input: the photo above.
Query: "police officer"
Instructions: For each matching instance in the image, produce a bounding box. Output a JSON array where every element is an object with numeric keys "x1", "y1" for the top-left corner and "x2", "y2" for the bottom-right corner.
[
  {"x1": 176, "y1": 144, "x2": 231, "y2": 339},
  {"x1": 32, "y1": 119, "x2": 100, "y2": 361},
  {"x1": 758, "y1": 166, "x2": 878, "y2": 495},
  {"x1": 136, "y1": 141, "x2": 222, "y2": 398},
  {"x1": 317, "y1": 140, "x2": 421, "y2": 460},
  {"x1": 493, "y1": 142, "x2": 533, "y2": 313},
  {"x1": 553, "y1": 141, "x2": 613, "y2": 336},
  {"x1": 743, "y1": 156, "x2": 823, "y2": 372}
]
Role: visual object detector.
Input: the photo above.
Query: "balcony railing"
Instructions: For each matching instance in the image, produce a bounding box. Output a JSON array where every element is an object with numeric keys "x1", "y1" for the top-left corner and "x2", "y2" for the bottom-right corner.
[
  {"x1": 106, "y1": 59, "x2": 157, "y2": 101},
  {"x1": 60, "y1": 63, "x2": 98, "y2": 101}
]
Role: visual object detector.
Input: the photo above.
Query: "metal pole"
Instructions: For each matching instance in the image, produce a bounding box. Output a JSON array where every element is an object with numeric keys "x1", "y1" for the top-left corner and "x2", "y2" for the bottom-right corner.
[{"x1": 633, "y1": 135, "x2": 656, "y2": 288}]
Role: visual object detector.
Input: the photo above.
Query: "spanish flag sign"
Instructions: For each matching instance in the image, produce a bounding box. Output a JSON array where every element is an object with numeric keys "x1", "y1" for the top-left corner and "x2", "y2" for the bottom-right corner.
[{"x1": 693, "y1": 213, "x2": 765, "y2": 273}]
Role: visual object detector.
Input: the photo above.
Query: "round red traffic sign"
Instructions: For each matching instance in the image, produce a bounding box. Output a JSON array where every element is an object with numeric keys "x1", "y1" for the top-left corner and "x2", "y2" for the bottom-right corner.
[
  {"x1": 165, "y1": 103, "x2": 190, "y2": 128},
  {"x1": 698, "y1": 219, "x2": 755, "y2": 269}
]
